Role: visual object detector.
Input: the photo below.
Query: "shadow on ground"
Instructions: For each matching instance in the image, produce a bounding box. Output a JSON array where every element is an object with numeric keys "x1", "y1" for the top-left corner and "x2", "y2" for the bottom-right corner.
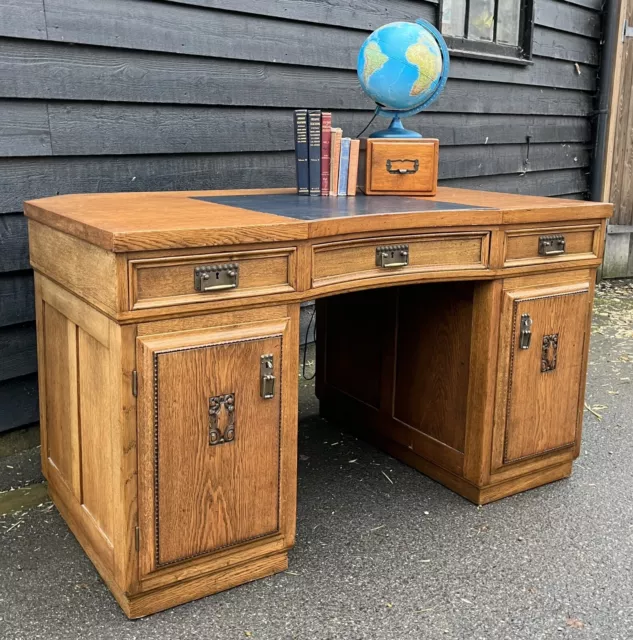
[{"x1": 0, "y1": 282, "x2": 632, "y2": 640}]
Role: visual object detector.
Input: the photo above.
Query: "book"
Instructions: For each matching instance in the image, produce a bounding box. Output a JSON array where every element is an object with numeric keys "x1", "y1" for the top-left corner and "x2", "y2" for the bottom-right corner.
[
  {"x1": 293, "y1": 110, "x2": 309, "y2": 195},
  {"x1": 307, "y1": 109, "x2": 321, "y2": 196},
  {"x1": 329, "y1": 128, "x2": 342, "y2": 196},
  {"x1": 347, "y1": 138, "x2": 360, "y2": 196},
  {"x1": 320, "y1": 112, "x2": 332, "y2": 196},
  {"x1": 337, "y1": 137, "x2": 351, "y2": 196}
]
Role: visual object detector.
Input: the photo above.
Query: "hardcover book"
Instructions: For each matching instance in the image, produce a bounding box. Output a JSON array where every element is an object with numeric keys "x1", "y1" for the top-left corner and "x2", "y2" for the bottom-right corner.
[
  {"x1": 347, "y1": 138, "x2": 360, "y2": 196},
  {"x1": 329, "y1": 128, "x2": 342, "y2": 196},
  {"x1": 320, "y1": 112, "x2": 332, "y2": 196},
  {"x1": 338, "y1": 137, "x2": 351, "y2": 196},
  {"x1": 307, "y1": 109, "x2": 322, "y2": 196},
  {"x1": 293, "y1": 109, "x2": 309, "y2": 195}
]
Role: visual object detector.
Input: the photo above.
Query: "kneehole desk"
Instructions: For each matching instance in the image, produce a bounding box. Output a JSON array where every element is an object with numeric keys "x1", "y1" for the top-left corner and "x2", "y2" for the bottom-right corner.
[{"x1": 25, "y1": 187, "x2": 612, "y2": 617}]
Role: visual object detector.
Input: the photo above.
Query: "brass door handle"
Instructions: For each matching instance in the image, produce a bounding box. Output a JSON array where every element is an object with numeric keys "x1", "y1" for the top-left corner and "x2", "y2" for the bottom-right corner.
[
  {"x1": 260, "y1": 354, "x2": 275, "y2": 399},
  {"x1": 519, "y1": 314, "x2": 532, "y2": 349}
]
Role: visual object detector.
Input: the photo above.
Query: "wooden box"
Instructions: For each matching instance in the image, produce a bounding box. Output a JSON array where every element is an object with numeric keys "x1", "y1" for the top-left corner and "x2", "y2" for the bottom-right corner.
[{"x1": 359, "y1": 138, "x2": 439, "y2": 196}]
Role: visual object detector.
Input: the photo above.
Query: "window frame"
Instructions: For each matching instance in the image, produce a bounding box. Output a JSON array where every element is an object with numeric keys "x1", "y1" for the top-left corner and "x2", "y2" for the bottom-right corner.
[{"x1": 437, "y1": 0, "x2": 535, "y2": 65}]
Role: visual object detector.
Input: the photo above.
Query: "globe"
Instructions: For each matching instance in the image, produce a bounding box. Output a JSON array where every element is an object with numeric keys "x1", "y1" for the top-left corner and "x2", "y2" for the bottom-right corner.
[{"x1": 356, "y1": 19, "x2": 450, "y2": 138}]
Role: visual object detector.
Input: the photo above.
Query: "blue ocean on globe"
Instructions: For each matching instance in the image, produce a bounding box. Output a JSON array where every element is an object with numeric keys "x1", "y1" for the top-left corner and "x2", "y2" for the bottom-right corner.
[{"x1": 357, "y1": 21, "x2": 444, "y2": 112}]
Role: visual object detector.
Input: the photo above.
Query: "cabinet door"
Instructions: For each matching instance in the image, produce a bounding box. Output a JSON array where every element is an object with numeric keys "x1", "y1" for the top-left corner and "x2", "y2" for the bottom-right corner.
[
  {"x1": 492, "y1": 281, "x2": 592, "y2": 473},
  {"x1": 136, "y1": 319, "x2": 289, "y2": 577}
]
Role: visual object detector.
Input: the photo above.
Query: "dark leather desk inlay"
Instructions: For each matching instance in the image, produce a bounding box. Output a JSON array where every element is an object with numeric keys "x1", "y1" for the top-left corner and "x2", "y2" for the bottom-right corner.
[{"x1": 193, "y1": 194, "x2": 491, "y2": 220}]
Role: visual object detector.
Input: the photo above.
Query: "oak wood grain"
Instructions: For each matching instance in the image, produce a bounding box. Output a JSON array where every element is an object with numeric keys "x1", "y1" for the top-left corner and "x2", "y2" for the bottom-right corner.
[
  {"x1": 130, "y1": 246, "x2": 296, "y2": 311},
  {"x1": 362, "y1": 139, "x2": 438, "y2": 196},
  {"x1": 394, "y1": 283, "x2": 474, "y2": 453},
  {"x1": 24, "y1": 187, "x2": 611, "y2": 253},
  {"x1": 492, "y1": 278, "x2": 591, "y2": 472},
  {"x1": 42, "y1": 302, "x2": 80, "y2": 498},
  {"x1": 78, "y1": 328, "x2": 114, "y2": 544},
  {"x1": 136, "y1": 316, "x2": 295, "y2": 581},
  {"x1": 312, "y1": 232, "x2": 489, "y2": 288},
  {"x1": 503, "y1": 223, "x2": 599, "y2": 267},
  {"x1": 28, "y1": 219, "x2": 121, "y2": 315}
]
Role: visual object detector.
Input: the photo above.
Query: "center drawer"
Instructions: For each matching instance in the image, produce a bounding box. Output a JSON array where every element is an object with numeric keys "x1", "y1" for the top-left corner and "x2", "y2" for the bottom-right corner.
[
  {"x1": 311, "y1": 232, "x2": 490, "y2": 288},
  {"x1": 129, "y1": 247, "x2": 297, "y2": 310}
]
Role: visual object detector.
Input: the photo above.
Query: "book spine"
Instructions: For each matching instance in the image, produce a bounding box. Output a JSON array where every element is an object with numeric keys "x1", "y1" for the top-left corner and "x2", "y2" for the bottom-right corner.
[
  {"x1": 320, "y1": 112, "x2": 332, "y2": 196},
  {"x1": 307, "y1": 109, "x2": 321, "y2": 196},
  {"x1": 293, "y1": 109, "x2": 309, "y2": 195},
  {"x1": 337, "y1": 137, "x2": 351, "y2": 196},
  {"x1": 347, "y1": 138, "x2": 360, "y2": 196},
  {"x1": 329, "y1": 129, "x2": 342, "y2": 196}
]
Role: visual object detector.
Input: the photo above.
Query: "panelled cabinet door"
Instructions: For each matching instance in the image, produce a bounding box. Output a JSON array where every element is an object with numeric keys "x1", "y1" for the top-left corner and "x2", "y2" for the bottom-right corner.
[
  {"x1": 136, "y1": 320, "x2": 288, "y2": 578},
  {"x1": 492, "y1": 281, "x2": 592, "y2": 474}
]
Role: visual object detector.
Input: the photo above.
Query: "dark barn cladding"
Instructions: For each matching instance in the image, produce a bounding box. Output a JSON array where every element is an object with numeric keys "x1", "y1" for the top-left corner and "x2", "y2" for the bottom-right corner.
[{"x1": 0, "y1": 0, "x2": 603, "y2": 431}]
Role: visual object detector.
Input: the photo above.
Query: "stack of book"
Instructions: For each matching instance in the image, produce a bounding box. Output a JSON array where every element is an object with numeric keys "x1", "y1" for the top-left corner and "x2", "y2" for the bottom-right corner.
[{"x1": 294, "y1": 109, "x2": 360, "y2": 196}]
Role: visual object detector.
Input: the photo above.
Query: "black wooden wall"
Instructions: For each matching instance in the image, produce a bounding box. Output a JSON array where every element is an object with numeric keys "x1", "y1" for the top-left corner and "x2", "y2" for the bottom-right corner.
[{"x1": 0, "y1": 0, "x2": 601, "y2": 432}]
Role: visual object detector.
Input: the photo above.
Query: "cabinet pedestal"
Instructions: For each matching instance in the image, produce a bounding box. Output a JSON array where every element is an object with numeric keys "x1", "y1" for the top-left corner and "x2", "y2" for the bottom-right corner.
[{"x1": 316, "y1": 273, "x2": 593, "y2": 505}]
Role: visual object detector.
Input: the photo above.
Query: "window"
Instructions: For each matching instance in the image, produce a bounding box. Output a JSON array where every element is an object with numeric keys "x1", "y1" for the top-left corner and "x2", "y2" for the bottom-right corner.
[{"x1": 439, "y1": 0, "x2": 534, "y2": 63}]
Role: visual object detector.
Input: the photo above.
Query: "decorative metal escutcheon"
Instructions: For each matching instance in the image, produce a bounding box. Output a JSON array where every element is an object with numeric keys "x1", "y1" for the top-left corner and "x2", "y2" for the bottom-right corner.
[
  {"x1": 385, "y1": 158, "x2": 419, "y2": 175},
  {"x1": 376, "y1": 244, "x2": 409, "y2": 268},
  {"x1": 538, "y1": 234, "x2": 566, "y2": 256},
  {"x1": 194, "y1": 263, "x2": 239, "y2": 292},
  {"x1": 208, "y1": 393, "x2": 235, "y2": 446},
  {"x1": 541, "y1": 334, "x2": 559, "y2": 372},
  {"x1": 519, "y1": 313, "x2": 533, "y2": 350},
  {"x1": 260, "y1": 354, "x2": 276, "y2": 399}
]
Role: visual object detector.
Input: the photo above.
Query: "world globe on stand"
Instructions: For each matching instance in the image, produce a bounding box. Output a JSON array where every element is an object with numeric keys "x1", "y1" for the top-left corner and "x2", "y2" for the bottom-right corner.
[{"x1": 357, "y1": 19, "x2": 450, "y2": 138}]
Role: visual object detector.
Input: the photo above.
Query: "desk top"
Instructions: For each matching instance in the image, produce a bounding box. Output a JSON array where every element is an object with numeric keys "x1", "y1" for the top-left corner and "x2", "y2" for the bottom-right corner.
[{"x1": 24, "y1": 187, "x2": 612, "y2": 253}]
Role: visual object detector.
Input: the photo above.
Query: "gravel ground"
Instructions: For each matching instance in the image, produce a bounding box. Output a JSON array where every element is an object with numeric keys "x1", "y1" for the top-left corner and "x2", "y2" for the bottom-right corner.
[{"x1": 0, "y1": 281, "x2": 631, "y2": 640}]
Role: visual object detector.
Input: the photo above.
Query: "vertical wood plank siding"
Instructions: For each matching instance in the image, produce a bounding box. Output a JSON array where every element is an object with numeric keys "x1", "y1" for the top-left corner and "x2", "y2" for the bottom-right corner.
[{"x1": 0, "y1": 0, "x2": 602, "y2": 431}]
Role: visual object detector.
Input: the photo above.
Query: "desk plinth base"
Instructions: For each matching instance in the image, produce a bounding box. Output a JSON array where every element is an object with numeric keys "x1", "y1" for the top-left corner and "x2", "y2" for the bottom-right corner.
[
  {"x1": 122, "y1": 554, "x2": 289, "y2": 619},
  {"x1": 48, "y1": 480, "x2": 289, "y2": 619}
]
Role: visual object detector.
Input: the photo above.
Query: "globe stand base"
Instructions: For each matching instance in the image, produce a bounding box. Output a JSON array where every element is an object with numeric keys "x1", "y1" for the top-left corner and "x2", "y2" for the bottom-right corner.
[{"x1": 369, "y1": 115, "x2": 421, "y2": 139}]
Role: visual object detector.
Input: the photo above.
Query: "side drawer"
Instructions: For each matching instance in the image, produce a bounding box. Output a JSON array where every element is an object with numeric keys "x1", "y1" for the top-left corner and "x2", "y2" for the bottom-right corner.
[
  {"x1": 311, "y1": 232, "x2": 490, "y2": 288},
  {"x1": 129, "y1": 247, "x2": 297, "y2": 310},
  {"x1": 503, "y1": 224, "x2": 601, "y2": 268}
]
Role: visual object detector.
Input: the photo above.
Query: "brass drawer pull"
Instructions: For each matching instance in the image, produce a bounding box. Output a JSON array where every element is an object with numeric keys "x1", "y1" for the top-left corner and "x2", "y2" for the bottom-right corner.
[
  {"x1": 385, "y1": 159, "x2": 419, "y2": 175},
  {"x1": 538, "y1": 234, "x2": 566, "y2": 256},
  {"x1": 194, "y1": 263, "x2": 239, "y2": 292},
  {"x1": 375, "y1": 244, "x2": 409, "y2": 268}
]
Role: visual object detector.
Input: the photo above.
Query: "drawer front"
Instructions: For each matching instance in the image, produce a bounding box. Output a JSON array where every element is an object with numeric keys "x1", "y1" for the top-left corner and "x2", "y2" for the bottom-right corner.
[
  {"x1": 312, "y1": 232, "x2": 489, "y2": 288},
  {"x1": 503, "y1": 224, "x2": 600, "y2": 267},
  {"x1": 368, "y1": 140, "x2": 438, "y2": 194},
  {"x1": 129, "y1": 248, "x2": 296, "y2": 310}
]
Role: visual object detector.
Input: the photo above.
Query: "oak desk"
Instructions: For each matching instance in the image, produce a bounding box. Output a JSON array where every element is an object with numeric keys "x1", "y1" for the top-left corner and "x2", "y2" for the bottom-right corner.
[{"x1": 25, "y1": 187, "x2": 612, "y2": 618}]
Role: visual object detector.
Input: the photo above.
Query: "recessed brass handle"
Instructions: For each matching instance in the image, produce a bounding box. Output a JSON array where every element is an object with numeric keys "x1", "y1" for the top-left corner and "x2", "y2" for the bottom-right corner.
[
  {"x1": 538, "y1": 235, "x2": 566, "y2": 256},
  {"x1": 194, "y1": 263, "x2": 239, "y2": 292},
  {"x1": 376, "y1": 244, "x2": 409, "y2": 268},
  {"x1": 386, "y1": 159, "x2": 419, "y2": 175}
]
